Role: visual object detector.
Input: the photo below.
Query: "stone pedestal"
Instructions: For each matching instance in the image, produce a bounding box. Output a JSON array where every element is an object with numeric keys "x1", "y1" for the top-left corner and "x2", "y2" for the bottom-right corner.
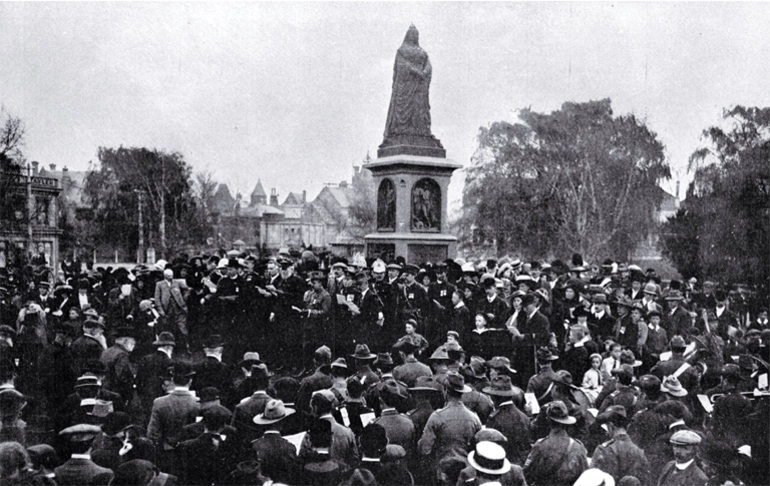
[{"x1": 364, "y1": 154, "x2": 461, "y2": 264}]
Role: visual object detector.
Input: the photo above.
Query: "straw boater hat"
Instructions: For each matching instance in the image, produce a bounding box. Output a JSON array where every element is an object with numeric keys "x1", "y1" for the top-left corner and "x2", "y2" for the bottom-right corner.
[{"x1": 467, "y1": 441, "x2": 511, "y2": 476}]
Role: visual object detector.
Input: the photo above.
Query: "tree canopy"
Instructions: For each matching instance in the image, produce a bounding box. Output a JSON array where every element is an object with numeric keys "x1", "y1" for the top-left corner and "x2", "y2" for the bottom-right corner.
[
  {"x1": 460, "y1": 99, "x2": 670, "y2": 262},
  {"x1": 81, "y1": 147, "x2": 211, "y2": 259},
  {"x1": 661, "y1": 106, "x2": 770, "y2": 289}
]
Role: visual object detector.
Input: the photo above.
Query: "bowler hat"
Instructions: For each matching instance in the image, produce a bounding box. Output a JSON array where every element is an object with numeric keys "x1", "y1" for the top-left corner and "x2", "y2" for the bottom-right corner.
[
  {"x1": 381, "y1": 379, "x2": 408, "y2": 401},
  {"x1": 376, "y1": 352, "x2": 393, "y2": 366},
  {"x1": 521, "y1": 293, "x2": 537, "y2": 307},
  {"x1": 152, "y1": 332, "x2": 176, "y2": 347},
  {"x1": 665, "y1": 290, "x2": 684, "y2": 301},
  {"x1": 0, "y1": 389, "x2": 26, "y2": 418},
  {"x1": 101, "y1": 411, "x2": 133, "y2": 436},
  {"x1": 112, "y1": 326, "x2": 136, "y2": 340},
  {"x1": 546, "y1": 400, "x2": 576, "y2": 424},
  {"x1": 253, "y1": 399, "x2": 295, "y2": 425},
  {"x1": 170, "y1": 361, "x2": 196, "y2": 378},
  {"x1": 462, "y1": 356, "x2": 487, "y2": 380},
  {"x1": 350, "y1": 344, "x2": 377, "y2": 360},
  {"x1": 360, "y1": 423, "x2": 389, "y2": 456}
]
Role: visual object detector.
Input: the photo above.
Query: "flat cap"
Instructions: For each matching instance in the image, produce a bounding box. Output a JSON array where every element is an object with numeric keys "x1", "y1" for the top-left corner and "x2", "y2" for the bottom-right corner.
[
  {"x1": 59, "y1": 424, "x2": 102, "y2": 442},
  {"x1": 670, "y1": 430, "x2": 701, "y2": 445}
]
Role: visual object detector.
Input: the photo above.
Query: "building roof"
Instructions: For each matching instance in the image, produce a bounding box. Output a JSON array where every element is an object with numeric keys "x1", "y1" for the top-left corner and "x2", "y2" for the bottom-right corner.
[
  {"x1": 325, "y1": 186, "x2": 351, "y2": 208},
  {"x1": 37, "y1": 167, "x2": 90, "y2": 207},
  {"x1": 283, "y1": 192, "x2": 304, "y2": 206},
  {"x1": 238, "y1": 203, "x2": 284, "y2": 218},
  {"x1": 251, "y1": 179, "x2": 266, "y2": 198}
]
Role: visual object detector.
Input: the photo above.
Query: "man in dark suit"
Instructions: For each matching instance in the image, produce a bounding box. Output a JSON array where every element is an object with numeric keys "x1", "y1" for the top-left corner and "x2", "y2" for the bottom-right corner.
[
  {"x1": 475, "y1": 276, "x2": 509, "y2": 329},
  {"x1": 354, "y1": 272, "x2": 385, "y2": 349},
  {"x1": 251, "y1": 399, "x2": 299, "y2": 484},
  {"x1": 662, "y1": 291, "x2": 691, "y2": 339},
  {"x1": 135, "y1": 332, "x2": 175, "y2": 415},
  {"x1": 398, "y1": 264, "x2": 430, "y2": 330},
  {"x1": 296, "y1": 345, "x2": 333, "y2": 418},
  {"x1": 71, "y1": 319, "x2": 107, "y2": 377},
  {"x1": 711, "y1": 289, "x2": 740, "y2": 341},
  {"x1": 231, "y1": 363, "x2": 273, "y2": 443},
  {"x1": 483, "y1": 375, "x2": 531, "y2": 465},
  {"x1": 193, "y1": 334, "x2": 231, "y2": 393},
  {"x1": 427, "y1": 262, "x2": 456, "y2": 345},
  {"x1": 176, "y1": 405, "x2": 237, "y2": 485},
  {"x1": 146, "y1": 361, "x2": 199, "y2": 475},
  {"x1": 266, "y1": 259, "x2": 306, "y2": 370},
  {"x1": 154, "y1": 268, "x2": 190, "y2": 353},
  {"x1": 100, "y1": 326, "x2": 136, "y2": 405},
  {"x1": 54, "y1": 424, "x2": 114, "y2": 486}
]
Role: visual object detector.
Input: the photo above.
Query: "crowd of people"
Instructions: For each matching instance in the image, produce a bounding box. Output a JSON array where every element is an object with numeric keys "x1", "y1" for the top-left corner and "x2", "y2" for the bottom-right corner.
[{"x1": 0, "y1": 249, "x2": 767, "y2": 486}]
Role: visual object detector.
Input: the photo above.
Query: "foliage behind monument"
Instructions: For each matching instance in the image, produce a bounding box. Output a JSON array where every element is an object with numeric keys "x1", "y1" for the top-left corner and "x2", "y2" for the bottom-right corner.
[{"x1": 460, "y1": 99, "x2": 670, "y2": 262}]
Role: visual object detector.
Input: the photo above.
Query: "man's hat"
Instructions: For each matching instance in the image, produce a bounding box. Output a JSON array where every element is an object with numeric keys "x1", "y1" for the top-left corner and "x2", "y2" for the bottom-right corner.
[
  {"x1": 238, "y1": 352, "x2": 262, "y2": 368},
  {"x1": 403, "y1": 264, "x2": 420, "y2": 274},
  {"x1": 0, "y1": 389, "x2": 26, "y2": 418},
  {"x1": 58, "y1": 424, "x2": 101, "y2": 442},
  {"x1": 393, "y1": 339, "x2": 416, "y2": 354},
  {"x1": 592, "y1": 294, "x2": 608, "y2": 304},
  {"x1": 314, "y1": 345, "x2": 332, "y2": 362},
  {"x1": 462, "y1": 356, "x2": 488, "y2": 380},
  {"x1": 428, "y1": 346, "x2": 450, "y2": 361},
  {"x1": 647, "y1": 309, "x2": 661, "y2": 319},
  {"x1": 203, "y1": 334, "x2": 225, "y2": 348},
  {"x1": 350, "y1": 344, "x2": 377, "y2": 360},
  {"x1": 170, "y1": 361, "x2": 196, "y2": 378},
  {"x1": 546, "y1": 400, "x2": 576, "y2": 425},
  {"x1": 661, "y1": 376, "x2": 688, "y2": 397},
  {"x1": 643, "y1": 283, "x2": 658, "y2": 295},
  {"x1": 253, "y1": 399, "x2": 295, "y2": 425},
  {"x1": 521, "y1": 292, "x2": 537, "y2": 308},
  {"x1": 665, "y1": 290, "x2": 684, "y2": 301},
  {"x1": 112, "y1": 326, "x2": 136, "y2": 340},
  {"x1": 386, "y1": 263, "x2": 402, "y2": 271},
  {"x1": 82, "y1": 318, "x2": 105, "y2": 329},
  {"x1": 371, "y1": 260, "x2": 386, "y2": 274},
  {"x1": 670, "y1": 430, "x2": 701, "y2": 445},
  {"x1": 482, "y1": 375, "x2": 516, "y2": 397},
  {"x1": 101, "y1": 411, "x2": 134, "y2": 436},
  {"x1": 381, "y1": 379, "x2": 408, "y2": 401},
  {"x1": 308, "y1": 271, "x2": 326, "y2": 282},
  {"x1": 199, "y1": 387, "x2": 221, "y2": 403},
  {"x1": 408, "y1": 376, "x2": 443, "y2": 394},
  {"x1": 595, "y1": 405, "x2": 628, "y2": 427},
  {"x1": 152, "y1": 332, "x2": 176, "y2": 347},
  {"x1": 376, "y1": 352, "x2": 393, "y2": 366},
  {"x1": 445, "y1": 371, "x2": 472, "y2": 394},
  {"x1": 551, "y1": 370, "x2": 578, "y2": 389},
  {"x1": 360, "y1": 423, "x2": 389, "y2": 455},
  {"x1": 536, "y1": 347, "x2": 559, "y2": 362},
  {"x1": 635, "y1": 374, "x2": 662, "y2": 393},
  {"x1": 670, "y1": 335, "x2": 687, "y2": 350},
  {"x1": 330, "y1": 357, "x2": 349, "y2": 371},
  {"x1": 611, "y1": 364, "x2": 635, "y2": 381},
  {"x1": 615, "y1": 296, "x2": 634, "y2": 308},
  {"x1": 474, "y1": 428, "x2": 508, "y2": 444},
  {"x1": 486, "y1": 356, "x2": 517, "y2": 375},
  {"x1": 467, "y1": 441, "x2": 511, "y2": 476}
]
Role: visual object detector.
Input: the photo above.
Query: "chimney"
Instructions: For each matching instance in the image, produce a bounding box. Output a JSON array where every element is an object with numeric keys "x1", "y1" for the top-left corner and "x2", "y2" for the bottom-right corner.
[
  {"x1": 270, "y1": 188, "x2": 279, "y2": 206},
  {"x1": 49, "y1": 163, "x2": 57, "y2": 171},
  {"x1": 302, "y1": 190, "x2": 307, "y2": 204},
  {"x1": 31, "y1": 161, "x2": 39, "y2": 173},
  {"x1": 675, "y1": 180, "x2": 680, "y2": 200}
]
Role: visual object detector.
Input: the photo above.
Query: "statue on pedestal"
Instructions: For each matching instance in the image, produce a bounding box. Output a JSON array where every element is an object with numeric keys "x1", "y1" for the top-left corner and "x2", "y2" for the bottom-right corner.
[{"x1": 379, "y1": 25, "x2": 445, "y2": 158}]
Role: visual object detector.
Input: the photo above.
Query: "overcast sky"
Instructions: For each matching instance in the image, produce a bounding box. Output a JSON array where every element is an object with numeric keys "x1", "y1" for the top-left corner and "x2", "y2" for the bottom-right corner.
[{"x1": 2, "y1": 2, "x2": 769, "y2": 212}]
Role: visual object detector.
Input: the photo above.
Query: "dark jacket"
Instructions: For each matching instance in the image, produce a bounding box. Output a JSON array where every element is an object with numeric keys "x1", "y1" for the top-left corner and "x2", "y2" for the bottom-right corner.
[
  {"x1": 54, "y1": 457, "x2": 114, "y2": 486},
  {"x1": 252, "y1": 431, "x2": 299, "y2": 484}
]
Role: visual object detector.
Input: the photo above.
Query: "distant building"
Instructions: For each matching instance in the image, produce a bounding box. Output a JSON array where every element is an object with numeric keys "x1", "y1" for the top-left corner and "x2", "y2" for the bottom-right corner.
[
  {"x1": 0, "y1": 162, "x2": 62, "y2": 272},
  {"x1": 632, "y1": 184, "x2": 681, "y2": 261}
]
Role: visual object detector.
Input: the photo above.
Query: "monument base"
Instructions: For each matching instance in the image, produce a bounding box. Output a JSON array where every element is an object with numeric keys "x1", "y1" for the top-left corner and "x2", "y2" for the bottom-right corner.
[{"x1": 365, "y1": 232, "x2": 457, "y2": 265}]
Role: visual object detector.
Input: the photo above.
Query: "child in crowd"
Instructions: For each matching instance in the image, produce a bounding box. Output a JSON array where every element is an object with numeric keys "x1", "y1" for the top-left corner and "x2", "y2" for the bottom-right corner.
[{"x1": 395, "y1": 319, "x2": 429, "y2": 358}]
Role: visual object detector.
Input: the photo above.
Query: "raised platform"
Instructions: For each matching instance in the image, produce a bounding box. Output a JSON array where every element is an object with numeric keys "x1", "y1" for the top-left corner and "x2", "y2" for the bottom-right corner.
[
  {"x1": 364, "y1": 154, "x2": 462, "y2": 174},
  {"x1": 365, "y1": 232, "x2": 457, "y2": 264}
]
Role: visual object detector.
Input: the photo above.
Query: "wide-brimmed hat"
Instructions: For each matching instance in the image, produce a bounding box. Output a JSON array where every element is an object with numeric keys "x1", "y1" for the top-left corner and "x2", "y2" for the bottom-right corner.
[
  {"x1": 592, "y1": 293, "x2": 608, "y2": 304},
  {"x1": 482, "y1": 375, "x2": 516, "y2": 397},
  {"x1": 595, "y1": 405, "x2": 628, "y2": 427},
  {"x1": 408, "y1": 376, "x2": 443, "y2": 394},
  {"x1": 381, "y1": 379, "x2": 408, "y2": 401},
  {"x1": 547, "y1": 400, "x2": 576, "y2": 424},
  {"x1": 152, "y1": 332, "x2": 176, "y2": 347},
  {"x1": 170, "y1": 361, "x2": 196, "y2": 378},
  {"x1": 462, "y1": 356, "x2": 487, "y2": 380},
  {"x1": 661, "y1": 375, "x2": 688, "y2": 397},
  {"x1": 551, "y1": 370, "x2": 578, "y2": 389},
  {"x1": 467, "y1": 441, "x2": 511, "y2": 476},
  {"x1": 0, "y1": 389, "x2": 26, "y2": 418},
  {"x1": 536, "y1": 347, "x2": 559, "y2": 362},
  {"x1": 428, "y1": 346, "x2": 450, "y2": 361},
  {"x1": 445, "y1": 371, "x2": 472, "y2": 394},
  {"x1": 253, "y1": 399, "x2": 295, "y2": 425},
  {"x1": 376, "y1": 352, "x2": 393, "y2": 366},
  {"x1": 101, "y1": 411, "x2": 134, "y2": 436},
  {"x1": 350, "y1": 344, "x2": 377, "y2": 360},
  {"x1": 486, "y1": 356, "x2": 517, "y2": 374}
]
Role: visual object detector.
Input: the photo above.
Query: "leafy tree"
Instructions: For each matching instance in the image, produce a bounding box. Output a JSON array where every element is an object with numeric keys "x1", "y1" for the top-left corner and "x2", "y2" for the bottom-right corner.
[
  {"x1": 81, "y1": 147, "x2": 211, "y2": 259},
  {"x1": 460, "y1": 99, "x2": 670, "y2": 262},
  {"x1": 661, "y1": 106, "x2": 770, "y2": 289}
]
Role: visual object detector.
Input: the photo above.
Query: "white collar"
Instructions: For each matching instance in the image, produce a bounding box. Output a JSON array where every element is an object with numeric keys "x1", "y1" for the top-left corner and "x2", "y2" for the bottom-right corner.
[
  {"x1": 263, "y1": 430, "x2": 281, "y2": 435},
  {"x1": 668, "y1": 420, "x2": 685, "y2": 429},
  {"x1": 454, "y1": 301, "x2": 465, "y2": 309},
  {"x1": 173, "y1": 386, "x2": 190, "y2": 392},
  {"x1": 487, "y1": 294, "x2": 496, "y2": 303},
  {"x1": 499, "y1": 400, "x2": 513, "y2": 407},
  {"x1": 158, "y1": 348, "x2": 172, "y2": 359},
  {"x1": 675, "y1": 459, "x2": 694, "y2": 470},
  {"x1": 71, "y1": 454, "x2": 91, "y2": 460},
  {"x1": 205, "y1": 353, "x2": 222, "y2": 362}
]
